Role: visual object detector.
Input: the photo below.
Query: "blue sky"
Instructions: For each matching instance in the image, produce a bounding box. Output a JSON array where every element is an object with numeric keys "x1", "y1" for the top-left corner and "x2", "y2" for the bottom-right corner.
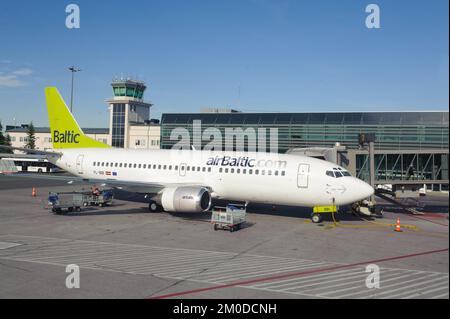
[{"x1": 0, "y1": 0, "x2": 448, "y2": 128}]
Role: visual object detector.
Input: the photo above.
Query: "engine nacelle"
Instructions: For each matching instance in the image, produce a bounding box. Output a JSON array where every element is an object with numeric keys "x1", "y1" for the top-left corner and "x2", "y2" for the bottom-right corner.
[{"x1": 160, "y1": 186, "x2": 211, "y2": 213}]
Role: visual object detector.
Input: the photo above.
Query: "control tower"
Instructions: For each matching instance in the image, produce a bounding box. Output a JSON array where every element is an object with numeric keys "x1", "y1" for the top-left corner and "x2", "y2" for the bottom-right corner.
[{"x1": 106, "y1": 78, "x2": 153, "y2": 148}]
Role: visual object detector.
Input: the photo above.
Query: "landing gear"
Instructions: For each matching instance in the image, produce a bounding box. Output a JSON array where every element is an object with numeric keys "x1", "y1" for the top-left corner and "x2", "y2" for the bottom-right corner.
[
  {"x1": 351, "y1": 201, "x2": 383, "y2": 218},
  {"x1": 311, "y1": 213, "x2": 323, "y2": 224},
  {"x1": 148, "y1": 201, "x2": 162, "y2": 213}
]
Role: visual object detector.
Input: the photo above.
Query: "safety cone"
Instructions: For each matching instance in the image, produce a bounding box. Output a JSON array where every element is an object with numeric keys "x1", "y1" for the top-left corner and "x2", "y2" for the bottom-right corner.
[
  {"x1": 31, "y1": 187, "x2": 37, "y2": 197},
  {"x1": 394, "y1": 218, "x2": 402, "y2": 232}
]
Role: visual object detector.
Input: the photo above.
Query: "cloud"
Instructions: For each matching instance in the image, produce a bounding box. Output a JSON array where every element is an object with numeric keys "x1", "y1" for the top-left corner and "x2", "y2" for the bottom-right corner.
[
  {"x1": 0, "y1": 68, "x2": 33, "y2": 87},
  {"x1": 1, "y1": 60, "x2": 12, "y2": 64},
  {"x1": 12, "y1": 68, "x2": 33, "y2": 76},
  {"x1": 0, "y1": 75, "x2": 24, "y2": 87}
]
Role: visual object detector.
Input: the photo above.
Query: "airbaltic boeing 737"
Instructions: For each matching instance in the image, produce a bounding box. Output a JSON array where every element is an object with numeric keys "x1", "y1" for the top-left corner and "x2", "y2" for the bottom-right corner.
[{"x1": 4, "y1": 87, "x2": 374, "y2": 213}]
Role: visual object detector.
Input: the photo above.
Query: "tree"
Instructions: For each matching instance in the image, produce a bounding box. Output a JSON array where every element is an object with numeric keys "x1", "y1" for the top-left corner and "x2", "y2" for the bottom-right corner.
[
  {"x1": 25, "y1": 122, "x2": 36, "y2": 149},
  {"x1": 3, "y1": 134, "x2": 13, "y2": 153},
  {"x1": 0, "y1": 121, "x2": 13, "y2": 153},
  {"x1": 0, "y1": 121, "x2": 5, "y2": 146}
]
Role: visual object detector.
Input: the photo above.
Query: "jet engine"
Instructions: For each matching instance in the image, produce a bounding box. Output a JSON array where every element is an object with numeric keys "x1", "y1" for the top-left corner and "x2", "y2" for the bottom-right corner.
[{"x1": 160, "y1": 186, "x2": 211, "y2": 213}]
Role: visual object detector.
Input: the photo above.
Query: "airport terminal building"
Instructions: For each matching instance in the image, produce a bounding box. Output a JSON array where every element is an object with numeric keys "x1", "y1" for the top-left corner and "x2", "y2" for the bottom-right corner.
[{"x1": 161, "y1": 111, "x2": 449, "y2": 190}]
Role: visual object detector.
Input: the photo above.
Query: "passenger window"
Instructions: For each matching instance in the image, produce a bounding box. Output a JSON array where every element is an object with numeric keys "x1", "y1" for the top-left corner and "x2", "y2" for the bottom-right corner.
[
  {"x1": 143, "y1": 164, "x2": 146, "y2": 169},
  {"x1": 153, "y1": 164, "x2": 156, "y2": 169},
  {"x1": 335, "y1": 171, "x2": 343, "y2": 178},
  {"x1": 101, "y1": 162, "x2": 104, "y2": 166},
  {"x1": 275, "y1": 171, "x2": 279, "y2": 176},
  {"x1": 191, "y1": 166, "x2": 195, "y2": 171},
  {"x1": 342, "y1": 171, "x2": 351, "y2": 176},
  {"x1": 106, "y1": 163, "x2": 109, "y2": 167},
  {"x1": 202, "y1": 167, "x2": 206, "y2": 172},
  {"x1": 237, "y1": 169, "x2": 240, "y2": 174},
  {"x1": 225, "y1": 168, "x2": 229, "y2": 173},
  {"x1": 163, "y1": 165, "x2": 167, "y2": 170},
  {"x1": 115, "y1": 163, "x2": 118, "y2": 167},
  {"x1": 249, "y1": 169, "x2": 253, "y2": 174},
  {"x1": 281, "y1": 171, "x2": 285, "y2": 176},
  {"x1": 169, "y1": 165, "x2": 172, "y2": 170},
  {"x1": 158, "y1": 165, "x2": 161, "y2": 169},
  {"x1": 268, "y1": 170, "x2": 272, "y2": 176},
  {"x1": 326, "y1": 171, "x2": 334, "y2": 178},
  {"x1": 187, "y1": 166, "x2": 190, "y2": 171},
  {"x1": 208, "y1": 167, "x2": 211, "y2": 172},
  {"x1": 243, "y1": 169, "x2": 246, "y2": 174},
  {"x1": 134, "y1": 164, "x2": 137, "y2": 168},
  {"x1": 120, "y1": 163, "x2": 123, "y2": 168},
  {"x1": 175, "y1": 165, "x2": 178, "y2": 170},
  {"x1": 261, "y1": 170, "x2": 265, "y2": 175},
  {"x1": 219, "y1": 168, "x2": 223, "y2": 173},
  {"x1": 231, "y1": 168, "x2": 235, "y2": 173},
  {"x1": 138, "y1": 164, "x2": 142, "y2": 168},
  {"x1": 255, "y1": 169, "x2": 259, "y2": 175},
  {"x1": 93, "y1": 162, "x2": 96, "y2": 166}
]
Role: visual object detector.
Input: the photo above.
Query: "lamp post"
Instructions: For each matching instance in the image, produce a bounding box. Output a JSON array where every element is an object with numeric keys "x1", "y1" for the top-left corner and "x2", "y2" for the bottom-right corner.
[{"x1": 68, "y1": 66, "x2": 81, "y2": 113}]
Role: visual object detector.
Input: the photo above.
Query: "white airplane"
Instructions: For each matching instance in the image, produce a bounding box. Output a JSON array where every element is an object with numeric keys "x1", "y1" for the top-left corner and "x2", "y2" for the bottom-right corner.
[{"x1": 3, "y1": 87, "x2": 374, "y2": 214}]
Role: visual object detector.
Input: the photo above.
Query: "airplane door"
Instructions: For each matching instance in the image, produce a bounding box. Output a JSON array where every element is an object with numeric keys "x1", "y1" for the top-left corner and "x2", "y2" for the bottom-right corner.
[
  {"x1": 179, "y1": 163, "x2": 187, "y2": 177},
  {"x1": 76, "y1": 155, "x2": 84, "y2": 175},
  {"x1": 297, "y1": 163, "x2": 309, "y2": 188}
]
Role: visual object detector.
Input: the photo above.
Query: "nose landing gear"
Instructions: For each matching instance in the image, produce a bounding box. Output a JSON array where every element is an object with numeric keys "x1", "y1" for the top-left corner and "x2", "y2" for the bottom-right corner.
[{"x1": 351, "y1": 200, "x2": 383, "y2": 218}]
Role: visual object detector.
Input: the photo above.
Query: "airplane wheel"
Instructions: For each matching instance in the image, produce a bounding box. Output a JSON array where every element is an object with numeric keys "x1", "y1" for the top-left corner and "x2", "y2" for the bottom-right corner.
[
  {"x1": 214, "y1": 224, "x2": 218, "y2": 231},
  {"x1": 311, "y1": 213, "x2": 322, "y2": 223},
  {"x1": 148, "y1": 201, "x2": 161, "y2": 212}
]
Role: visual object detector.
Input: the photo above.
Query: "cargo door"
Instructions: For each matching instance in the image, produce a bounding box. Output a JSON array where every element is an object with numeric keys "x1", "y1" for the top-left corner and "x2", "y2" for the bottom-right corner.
[{"x1": 297, "y1": 163, "x2": 310, "y2": 188}]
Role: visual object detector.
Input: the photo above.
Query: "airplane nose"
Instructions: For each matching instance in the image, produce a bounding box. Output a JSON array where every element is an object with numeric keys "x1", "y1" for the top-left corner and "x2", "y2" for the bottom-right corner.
[{"x1": 357, "y1": 179, "x2": 374, "y2": 200}]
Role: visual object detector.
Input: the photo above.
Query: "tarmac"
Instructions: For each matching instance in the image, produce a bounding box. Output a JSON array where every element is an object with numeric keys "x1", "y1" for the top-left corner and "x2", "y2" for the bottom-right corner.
[{"x1": 0, "y1": 174, "x2": 448, "y2": 299}]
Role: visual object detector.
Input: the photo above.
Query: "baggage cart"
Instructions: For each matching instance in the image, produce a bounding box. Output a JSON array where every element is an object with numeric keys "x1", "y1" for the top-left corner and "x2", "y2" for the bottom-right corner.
[
  {"x1": 211, "y1": 204, "x2": 246, "y2": 232},
  {"x1": 82, "y1": 189, "x2": 114, "y2": 207},
  {"x1": 48, "y1": 192, "x2": 84, "y2": 214}
]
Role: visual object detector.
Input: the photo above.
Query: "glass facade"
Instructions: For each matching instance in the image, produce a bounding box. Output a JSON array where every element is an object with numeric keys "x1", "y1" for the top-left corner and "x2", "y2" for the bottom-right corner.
[
  {"x1": 111, "y1": 104, "x2": 126, "y2": 148},
  {"x1": 355, "y1": 152, "x2": 449, "y2": 190},
  {"x1": 160, "y1": 112, "x2": 449, "y2": 152},
  {"x1": 111, "y1": 80, "x2": 146, "y2": 99}
]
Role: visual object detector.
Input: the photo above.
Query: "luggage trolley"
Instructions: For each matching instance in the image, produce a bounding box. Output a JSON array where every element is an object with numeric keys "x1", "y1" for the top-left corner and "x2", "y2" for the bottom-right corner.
[{"x1": 211, "y1": 203, "x2": 246, "y2": 232}]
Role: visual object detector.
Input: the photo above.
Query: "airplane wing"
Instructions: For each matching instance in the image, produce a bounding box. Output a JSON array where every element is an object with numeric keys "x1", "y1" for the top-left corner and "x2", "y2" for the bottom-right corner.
[
  {"x1": 1, "y1": 173, "x2": 207, "y2": 195},
  {"x1": 0, "y1": 145, "x2": 62, "y2": 157}
]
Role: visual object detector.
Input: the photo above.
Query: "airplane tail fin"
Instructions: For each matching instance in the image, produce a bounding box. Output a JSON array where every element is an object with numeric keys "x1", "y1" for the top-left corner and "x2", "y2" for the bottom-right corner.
[{"x1": 45, "y1": 87, "x2": 110, "y2": 149}]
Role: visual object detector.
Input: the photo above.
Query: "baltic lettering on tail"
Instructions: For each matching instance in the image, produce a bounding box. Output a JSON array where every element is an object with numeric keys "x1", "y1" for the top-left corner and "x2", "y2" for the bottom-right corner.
[{"x1": 53, "y1": 130, "x2": 80, "y2": 143}]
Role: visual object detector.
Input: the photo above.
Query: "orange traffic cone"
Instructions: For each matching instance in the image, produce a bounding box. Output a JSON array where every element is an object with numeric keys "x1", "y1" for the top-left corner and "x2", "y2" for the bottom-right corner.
[
  {"x1": 31, "y1": 187, "x2": 37, "y2": 197},
  {"x1": 394, "y1": 218, "x2": 402, "y2": 232}
]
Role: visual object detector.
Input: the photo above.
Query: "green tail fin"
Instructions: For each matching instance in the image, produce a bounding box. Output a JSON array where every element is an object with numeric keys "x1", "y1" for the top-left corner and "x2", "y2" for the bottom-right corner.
[{"x1": 45, "y1": 87, "x2": 110, "y2": 149}]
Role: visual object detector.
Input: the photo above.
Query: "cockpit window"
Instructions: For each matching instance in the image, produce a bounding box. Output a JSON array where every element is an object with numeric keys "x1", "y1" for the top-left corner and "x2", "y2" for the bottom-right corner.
[
  {"x1": 342, "y1": 171, "x2": 351, "y2": 176},
  {"x1": 327, "y1": 168, "x2": 351, "y2": 177}
]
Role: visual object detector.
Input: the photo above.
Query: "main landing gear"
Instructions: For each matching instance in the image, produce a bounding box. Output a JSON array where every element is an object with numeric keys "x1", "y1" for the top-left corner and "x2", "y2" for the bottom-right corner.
[{"x1": 148, "y1": 200, "x2": 163, "y2": 212}]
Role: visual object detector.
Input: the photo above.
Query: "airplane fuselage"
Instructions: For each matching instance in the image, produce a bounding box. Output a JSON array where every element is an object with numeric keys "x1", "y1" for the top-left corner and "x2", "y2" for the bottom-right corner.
[{"x1": 51, "y1": 148, "x2": 374, "y2": 207}]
